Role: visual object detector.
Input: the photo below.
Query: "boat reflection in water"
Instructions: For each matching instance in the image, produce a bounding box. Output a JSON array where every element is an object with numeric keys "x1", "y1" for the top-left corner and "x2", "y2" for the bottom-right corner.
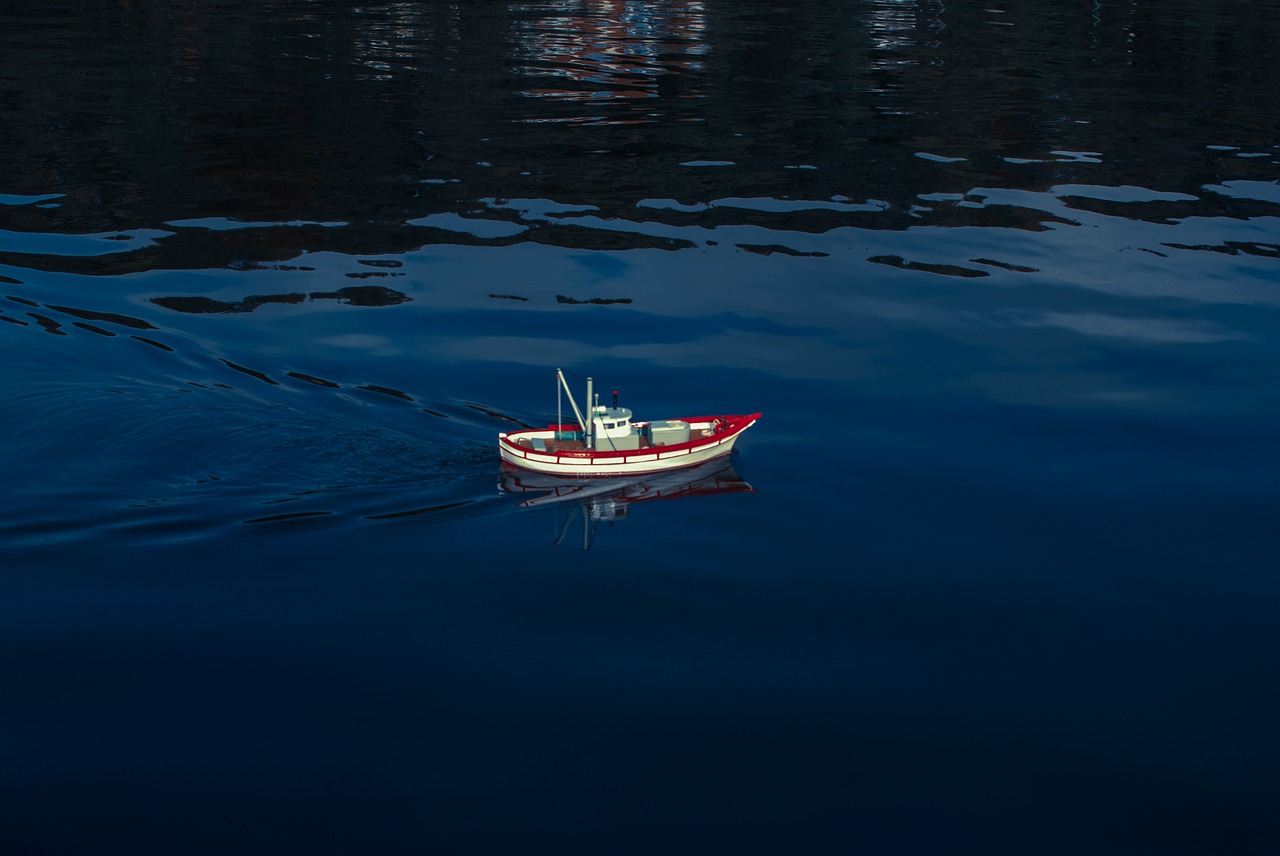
[{"x1": 498, "y1": 454, "x2": 754, "y2": 550}]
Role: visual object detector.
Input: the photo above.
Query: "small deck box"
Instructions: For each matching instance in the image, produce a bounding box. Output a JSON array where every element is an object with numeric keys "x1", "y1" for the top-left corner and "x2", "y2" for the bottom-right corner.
[{"x1": 648, "y1": 419, "x2": 690, "y2": 446}]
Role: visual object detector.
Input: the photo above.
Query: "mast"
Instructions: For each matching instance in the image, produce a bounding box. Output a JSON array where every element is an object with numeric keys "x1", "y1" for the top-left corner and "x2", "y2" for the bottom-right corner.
[
  {"x1": 556, "y1": 369, "x2": 589, "y2": 440},
  {"x1": 585, "y1": 376, "x2": 594, "y2": 449}
]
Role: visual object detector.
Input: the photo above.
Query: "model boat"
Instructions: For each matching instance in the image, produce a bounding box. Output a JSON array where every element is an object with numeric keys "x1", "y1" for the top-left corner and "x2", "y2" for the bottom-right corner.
[{"x1": 499, "y1": 369, "x2": 761, "y2": 476}]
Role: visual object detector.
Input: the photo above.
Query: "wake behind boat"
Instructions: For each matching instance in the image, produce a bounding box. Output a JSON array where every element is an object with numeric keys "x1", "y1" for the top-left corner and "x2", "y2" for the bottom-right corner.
[{"x1": 499, "y1": 369, "x2": 761, "y2": 477}]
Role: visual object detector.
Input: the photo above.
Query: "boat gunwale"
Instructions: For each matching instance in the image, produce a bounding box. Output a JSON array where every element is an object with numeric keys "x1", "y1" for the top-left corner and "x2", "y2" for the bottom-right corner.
[{"x1": 500, "y1": 412, "x2": 760, "y2": 463}]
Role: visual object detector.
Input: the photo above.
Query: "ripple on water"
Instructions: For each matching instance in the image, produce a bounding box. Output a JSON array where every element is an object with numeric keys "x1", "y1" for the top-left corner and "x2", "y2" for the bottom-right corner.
[
  {"x1": 0, "y1": 375, "x2": 504, "y2": 546},
  {"x1": 0, "y1": 291, "x2": 525, "y2": 546}
]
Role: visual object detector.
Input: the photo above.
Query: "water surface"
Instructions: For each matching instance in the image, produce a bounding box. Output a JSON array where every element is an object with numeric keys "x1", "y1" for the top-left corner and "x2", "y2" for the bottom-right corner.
[{"x1": 2, "y1": 1, "x2": 1278, "y2": 852}]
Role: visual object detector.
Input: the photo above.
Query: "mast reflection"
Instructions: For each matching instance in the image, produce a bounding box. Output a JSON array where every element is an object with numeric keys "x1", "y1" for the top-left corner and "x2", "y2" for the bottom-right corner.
[{"x1": 498, "y1": 454, "x2": 753, "y2": 550}]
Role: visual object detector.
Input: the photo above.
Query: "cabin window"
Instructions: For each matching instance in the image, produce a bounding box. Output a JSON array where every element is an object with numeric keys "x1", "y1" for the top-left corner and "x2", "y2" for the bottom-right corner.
[{"x1": 604, "y1": 422, "x2": 615, "y2": 429}]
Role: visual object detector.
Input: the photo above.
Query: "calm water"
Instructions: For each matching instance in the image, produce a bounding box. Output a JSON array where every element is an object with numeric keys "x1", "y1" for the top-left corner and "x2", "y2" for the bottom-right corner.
[{"x1": 2, "y1": 1, "x2": 1278, "y2": 852}]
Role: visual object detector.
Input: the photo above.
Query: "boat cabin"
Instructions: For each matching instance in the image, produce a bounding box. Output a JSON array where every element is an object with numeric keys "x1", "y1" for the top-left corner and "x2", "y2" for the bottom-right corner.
[{"x1": 591, "y1": 405, "x2": 640, "y2": 451}]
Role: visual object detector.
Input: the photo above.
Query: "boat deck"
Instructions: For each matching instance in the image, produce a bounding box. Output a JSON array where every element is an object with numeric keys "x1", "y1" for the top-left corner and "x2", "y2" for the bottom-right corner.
[
  {"x1": 513, "y1": 428, "x2": 719, "y2": 454},
  {"x1": 508, "y1": 420, "x2": 726, "y2": 456},
  {"x1": 515, "y1": 436, "x2": 650, "y2": 453}
]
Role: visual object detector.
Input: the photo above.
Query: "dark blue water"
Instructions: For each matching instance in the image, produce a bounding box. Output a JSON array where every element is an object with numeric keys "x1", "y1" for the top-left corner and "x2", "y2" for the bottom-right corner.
[{"x1": 3, "y1": 1, "x2": 1278, "y2": 852}]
